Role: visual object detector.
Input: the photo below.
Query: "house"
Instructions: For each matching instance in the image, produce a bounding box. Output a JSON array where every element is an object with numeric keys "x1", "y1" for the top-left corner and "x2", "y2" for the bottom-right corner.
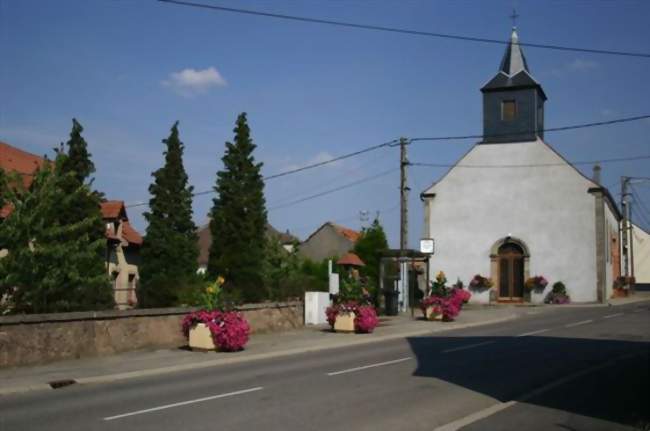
[
  {"x1": 1, "y1": 141, "x2": 143, "y2": 308},
  {"x1": 298, "y1": 222, "x2": 361, "y2": 262},
  {"x1": 0, "y1": 141, "x2": 48, "y2": 218},
  {"x1": 421, "y1": 27, "x2": 621, "y2": 304},
  {"x1": 632, "y1": 223, "x2": 650, "y2": 290},
  {"x1": 101, "y1": 200, "x2": 143, "y2": 309},
  {"x1": 196, "y1": 222, "x2": 299, "y2": 274}
]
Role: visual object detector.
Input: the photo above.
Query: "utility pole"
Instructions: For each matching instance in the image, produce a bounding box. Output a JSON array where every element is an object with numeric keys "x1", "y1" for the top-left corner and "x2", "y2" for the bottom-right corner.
[
  {"x1": 399, "y1": 137, "x2": 409, "y2": 252},
  {"x1": 621, "y1": 176, "x2": 631, "y2": 279},
  {"x1": 398, "y1": 137, "x2": 410, "y2": 313}
]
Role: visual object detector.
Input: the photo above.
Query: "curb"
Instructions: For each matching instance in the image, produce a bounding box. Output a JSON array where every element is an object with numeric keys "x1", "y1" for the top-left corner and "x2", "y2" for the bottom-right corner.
[{"x1": 0, "y1": 313, "x2": 518, "y2": 396}]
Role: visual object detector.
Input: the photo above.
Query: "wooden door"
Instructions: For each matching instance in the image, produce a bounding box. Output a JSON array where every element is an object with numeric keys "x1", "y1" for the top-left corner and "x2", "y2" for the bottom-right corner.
[{"x1": 498, "y1": 243, "x2": 524, "y2": 300}]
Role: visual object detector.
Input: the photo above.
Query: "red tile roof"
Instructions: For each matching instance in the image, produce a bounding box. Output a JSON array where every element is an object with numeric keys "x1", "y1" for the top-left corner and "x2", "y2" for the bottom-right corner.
[
  {"x1": 100, "y1": 200, "x2": 125, "y2": 219},
  {"x1": 332, "y1": 223, "x2": 361, "y2": 243},
  {"x1": 121, "y1": 220, "x2": 143, "y2": 246},
  {"x1": 0, "y1": 141, "x2": 47, "y2": 189},
  {"x1": 337, "y1": 252, "x2": 365, "y2": 267}
]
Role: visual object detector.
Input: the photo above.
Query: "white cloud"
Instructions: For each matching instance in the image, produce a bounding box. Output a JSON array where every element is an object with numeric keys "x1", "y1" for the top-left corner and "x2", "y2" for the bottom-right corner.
[
  {"x1": 550, "y1": 58, "x2": 599, "y2": 77},
  {"x1": 279, "y1": 151, "x2": 341, "y2": 172},
  {"x1": 567, "y1": 58, "x2": 598, "y2": 71},
  {"x1": 162, "y1": 67, "x2": 227, "y2": 97}
]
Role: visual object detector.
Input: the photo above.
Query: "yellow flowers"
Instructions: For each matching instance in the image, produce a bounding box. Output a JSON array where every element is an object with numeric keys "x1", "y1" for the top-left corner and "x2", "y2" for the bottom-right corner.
[
  {"x1": 217, "y1": 276, "x2": 225, "y2": 286},
  {"x1": 206, "y1": 286, "x2": 216, "y2": 295},
  {"x1": 436, "y1": 271, "x2": 446, "y2": 282}
]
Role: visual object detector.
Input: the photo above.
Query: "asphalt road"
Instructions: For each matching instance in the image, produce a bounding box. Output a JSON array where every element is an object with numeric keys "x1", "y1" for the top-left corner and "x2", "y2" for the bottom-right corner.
[{"x1": 1, "y1": 302, "x2": 648, "y2": 431}]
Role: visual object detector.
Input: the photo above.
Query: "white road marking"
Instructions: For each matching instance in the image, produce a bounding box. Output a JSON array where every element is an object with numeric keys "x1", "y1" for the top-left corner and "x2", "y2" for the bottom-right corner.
[
  {"x1": 442, "y1": 341, "x2": 496, "y2": 353},
  {"x1": 603, "y1": 313, "x2": 624, "y2": 319},
  {"x1": 565, "y1": 319, "x2": 593, "y2": 328},
  {"x1": 433, "y1": 352, "x2": 638, "y2": 431},
  {"x1": 515, "y1": 329, "x2": 549, "y2": 337},
  {"x1": 326, "y1": 357, "x2": 411, "y2": 376},
  {"x1": 103, "y1": 386, "x2": 263, "y2": 421},
  {"x1": 434, "y1": 401, "x2": 518, "y2": 431}
]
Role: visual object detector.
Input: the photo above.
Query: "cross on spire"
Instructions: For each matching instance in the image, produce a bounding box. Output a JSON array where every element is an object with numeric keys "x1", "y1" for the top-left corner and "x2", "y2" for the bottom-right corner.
[{"x1": 510, "y1": 8, "x2": 519, "y2": 29}]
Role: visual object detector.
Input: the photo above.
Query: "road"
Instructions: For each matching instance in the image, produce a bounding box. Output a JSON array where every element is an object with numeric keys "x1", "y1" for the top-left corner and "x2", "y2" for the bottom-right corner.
[{"x1": 1, "y1": 302, "x2": 648, "y2": 431}]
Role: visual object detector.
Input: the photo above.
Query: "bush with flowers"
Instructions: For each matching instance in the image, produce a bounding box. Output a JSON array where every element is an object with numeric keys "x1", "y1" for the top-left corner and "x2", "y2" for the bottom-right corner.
[
  {"x1": 181, "y1": 277, "x2": 250, "y2": 351},
  {"x1": 524, "y1": 275, "x2": 548, "y2": 292},
  {"x1": 420, "y1": 273, "x2": 471, "y2": 321},
  {"x1": 325, "y1": 278, "x2": 379, "y2": 333},
  {"x1": 544, "y1": 281, "x2": 570, "y2": 304},
  {"x1": 469, "y1": 274, "x2": 494, "y2": 290}
]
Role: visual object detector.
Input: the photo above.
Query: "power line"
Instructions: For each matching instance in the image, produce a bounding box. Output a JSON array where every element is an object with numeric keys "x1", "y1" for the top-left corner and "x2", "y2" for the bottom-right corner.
[
  {"x1": 409, "y1": 115, "x2": 650, "y2": 142},
  {"x1": 125, "y1": 113, "x2": 650, "y2": 208},
  {"x1": 630, "y1": 184, "x2": 650, "y2": 225},
  {"x1": 264, "y1": 139, "x2": 398, "y2": 181},
  {"x1": 410, "y1": 154, "x2": 650, "y2": 169},
  {"x1": 268, "y1": 168, "x2": 397, "y2": 211},
  {"x1": 126, "y1": 115, "x2": 650, "y2": 208},
  {"x1": 157, "y1": 0, "x2": 650, "y2": 59},
  {"x1": 125, "y1": 140, "x2": 398, "y2": 208}
]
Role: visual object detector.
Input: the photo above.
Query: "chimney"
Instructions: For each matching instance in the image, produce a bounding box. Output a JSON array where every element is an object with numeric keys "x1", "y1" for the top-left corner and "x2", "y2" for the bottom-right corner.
[{"x1": 592, "y1": 164, "x2": 601, "y2": 185}]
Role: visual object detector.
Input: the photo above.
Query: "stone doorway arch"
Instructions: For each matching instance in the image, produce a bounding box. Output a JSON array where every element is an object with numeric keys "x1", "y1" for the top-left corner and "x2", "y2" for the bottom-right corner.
[{"x1": 490, "y1": 237, "x2": 530, "y2": 302}]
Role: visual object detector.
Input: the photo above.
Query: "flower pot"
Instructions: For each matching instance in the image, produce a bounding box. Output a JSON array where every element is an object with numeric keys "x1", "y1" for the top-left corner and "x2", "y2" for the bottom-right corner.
[
  {"x1": 425, "y1": 306, "x2": 443, "y2": 321},
  {"x1": 334, "y1": 312, "x2": 356, "y2": 333},
  {"x1": 189, "y1": 323, "x2": 216, "y2": 350},
  {"x1": 612, "y1": 288, "x2": 628, "y2": 298}
]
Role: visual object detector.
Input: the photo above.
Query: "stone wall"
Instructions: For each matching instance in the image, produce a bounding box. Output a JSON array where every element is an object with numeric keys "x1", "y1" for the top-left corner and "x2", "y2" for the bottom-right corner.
[{"x1": 0, "y1": 302, "x2": 303, "y2": 368}]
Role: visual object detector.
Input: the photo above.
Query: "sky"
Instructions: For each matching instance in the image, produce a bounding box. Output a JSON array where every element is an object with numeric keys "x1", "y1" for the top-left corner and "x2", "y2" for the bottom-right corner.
[{"x1": 1, "y1": 0, "x2": 649, "y2": 247}]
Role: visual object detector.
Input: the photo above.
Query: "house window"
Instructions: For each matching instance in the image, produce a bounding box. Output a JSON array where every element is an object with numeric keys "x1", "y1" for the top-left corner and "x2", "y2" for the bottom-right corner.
[{"x1": 501, "y1": 100, "x2": 517, "y2": 121}]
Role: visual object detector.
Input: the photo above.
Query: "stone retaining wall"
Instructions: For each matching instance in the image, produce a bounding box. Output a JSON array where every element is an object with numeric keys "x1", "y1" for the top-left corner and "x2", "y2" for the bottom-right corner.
[{"x1": 0, "y1": 302, "x2": 304, "y2": 368}]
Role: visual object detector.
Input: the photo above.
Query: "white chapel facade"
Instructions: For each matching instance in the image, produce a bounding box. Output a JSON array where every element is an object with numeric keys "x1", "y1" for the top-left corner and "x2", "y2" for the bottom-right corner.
[{"x1": 421, "y1": 28, "x2": 621, "y2": 304}]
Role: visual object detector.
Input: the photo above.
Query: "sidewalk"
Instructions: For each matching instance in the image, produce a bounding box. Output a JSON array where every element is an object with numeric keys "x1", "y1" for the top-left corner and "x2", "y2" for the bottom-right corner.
[
  {"x1": 0, "y1": 306, "x2": 520, "y2": 396},
  {"x1": 2, "y1": 295, "x2": 648, "y2": 397}
]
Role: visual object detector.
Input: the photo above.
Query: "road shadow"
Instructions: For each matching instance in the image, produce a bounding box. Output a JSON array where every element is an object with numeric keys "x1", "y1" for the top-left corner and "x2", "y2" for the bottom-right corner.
[{"x1": 406, "y1": 335, "x2": 649, "y2": 429}]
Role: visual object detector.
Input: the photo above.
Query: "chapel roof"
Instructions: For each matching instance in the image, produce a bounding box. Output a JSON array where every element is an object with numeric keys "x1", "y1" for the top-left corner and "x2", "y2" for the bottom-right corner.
[{"x1": 481, "y1": 28, "x2": 546, "y2": 99}]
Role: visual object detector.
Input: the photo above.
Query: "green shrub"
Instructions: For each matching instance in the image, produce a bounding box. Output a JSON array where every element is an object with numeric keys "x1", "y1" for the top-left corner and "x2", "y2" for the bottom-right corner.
[{"x1": 552, "y1": 281, "x2": 567, "y2": 295}]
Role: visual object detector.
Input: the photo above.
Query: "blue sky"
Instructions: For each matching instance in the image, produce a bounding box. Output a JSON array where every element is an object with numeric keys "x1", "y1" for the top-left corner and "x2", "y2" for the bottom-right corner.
[{"x1": 1, "y1": 0, "x2": 649, "y2": 246}]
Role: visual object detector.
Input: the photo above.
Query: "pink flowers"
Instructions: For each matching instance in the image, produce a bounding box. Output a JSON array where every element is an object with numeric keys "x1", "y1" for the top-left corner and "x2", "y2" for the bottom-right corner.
[
  {"x1": 469, "y1": 274, "x2": 493, "y2": 290},
  {"x1": 182, "y1": 310, "x2": 250, "y2": 351},
  {"x1": 326, "y1": 302, "x2": 379, "y2": 333},
  {"x1": 420, "y1": 286, "x2": 471, "y2": 321},
  {"x1": 355, "y1": 305, "x2": 379, "y2": 333},
  {"x1": 525, "y1": 275, "x2": 548, "y2": 291}
]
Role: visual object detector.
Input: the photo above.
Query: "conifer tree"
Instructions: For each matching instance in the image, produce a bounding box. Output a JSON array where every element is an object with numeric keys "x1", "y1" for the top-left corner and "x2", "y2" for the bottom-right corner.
[
  {"x1": 0, "y1": 155, "x2": 114, "y2": 313},
  {"x1": 60, "y1": 118, "x2": 96, "y2": 184},
  {"x1": 56, "y1": 119, "x2": 105, "y2": 239},
  {"x1": 138, "y1": 122, "x2": 198, "y2": 307},
  {"x1": 208, "y1": 113, "x2": 267, "y2": 303},
  {"x1": 353, "y1": 217, "x2": 389, "y2": 295}
]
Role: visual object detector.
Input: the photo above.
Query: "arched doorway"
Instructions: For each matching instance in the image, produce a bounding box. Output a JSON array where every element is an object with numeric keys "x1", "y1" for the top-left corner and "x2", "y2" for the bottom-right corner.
[{"x1": 497, "y1": 242, "x2": 525, "y2": 300}]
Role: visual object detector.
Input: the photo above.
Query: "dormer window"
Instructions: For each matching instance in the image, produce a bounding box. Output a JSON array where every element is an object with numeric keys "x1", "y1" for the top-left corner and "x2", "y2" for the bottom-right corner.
[{"x1": 501, "y1": 100, "x2": 517, "y2": 121}]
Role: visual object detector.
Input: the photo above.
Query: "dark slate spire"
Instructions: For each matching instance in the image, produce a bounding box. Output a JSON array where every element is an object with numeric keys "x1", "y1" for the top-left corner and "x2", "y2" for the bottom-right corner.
[
  {"x1": 480, "y1": 27, "x2": 547, "y2": 143},
  {"x1": 499, "y1": 28, "x2": 530, "y2": 76}
]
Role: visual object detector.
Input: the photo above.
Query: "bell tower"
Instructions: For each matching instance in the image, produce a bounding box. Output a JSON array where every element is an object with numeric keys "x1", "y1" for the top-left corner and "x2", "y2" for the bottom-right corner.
[{"x1": 481, "y1": 28, "x2": 547, "y2": 143}]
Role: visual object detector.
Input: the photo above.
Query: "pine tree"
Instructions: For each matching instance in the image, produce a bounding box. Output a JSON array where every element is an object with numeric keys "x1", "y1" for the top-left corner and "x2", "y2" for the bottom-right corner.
[
  {"x1": 138, "y1": 122, "x2": 198, "y2": 307},
  {"x1": 208, "y1": 113, "x2": 267, "y2": 303},
  {"x1": 353, "y1": 217, "x2": 389, "y2": 295},
  {"x1": 60, "y1": 118, "x2": 96, "y2": 184},
  {"x1": 0, "y1": 156, "x2": 114, "y2": 313}
]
